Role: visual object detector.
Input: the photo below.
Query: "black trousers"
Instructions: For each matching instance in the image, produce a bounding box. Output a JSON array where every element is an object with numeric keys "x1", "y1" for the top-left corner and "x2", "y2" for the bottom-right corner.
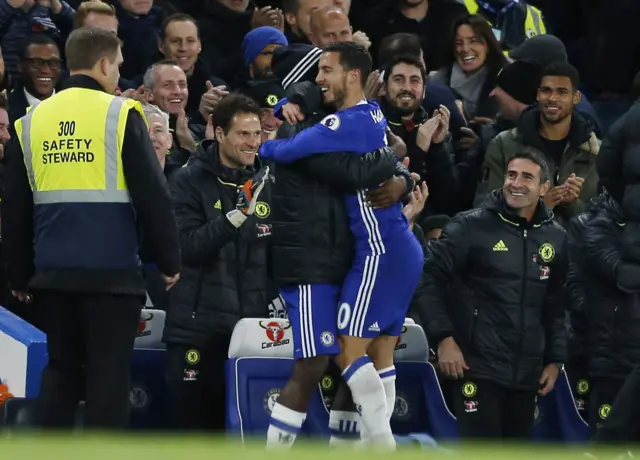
[
  {"x1": 35, "y1": 290, "x2": 141, "y2": 429},
  {"x1": 452, "y1": 378, "x2": 537, "y2": 440},
  {"x1": 595, "y1": 368, "x2": 640, "y2": 443},
  {"x1": 589, "y1": 377, "x2": 626, "y2": 438},
  {"x1": 165, "y1": 336, "x2": 231, "y2": 431}
]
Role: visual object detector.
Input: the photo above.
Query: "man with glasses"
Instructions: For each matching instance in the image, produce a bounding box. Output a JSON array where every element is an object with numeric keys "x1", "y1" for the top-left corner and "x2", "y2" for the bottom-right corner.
[{"x1": 7, "y1": 34, "x2": 62, "y2": 134}]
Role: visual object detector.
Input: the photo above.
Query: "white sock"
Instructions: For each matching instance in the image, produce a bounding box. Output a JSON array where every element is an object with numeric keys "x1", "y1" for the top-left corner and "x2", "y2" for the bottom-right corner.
[
  {"x1": 343, "y1": 356, "x2": 396, "y2": 451},
  {"x1": 378, "y1": 366, "x2": 397, "y2": 421},
  {"x1": 329, "y1": 410, "x2": 360, "y2": 448},
  {"x1": 266, "y1": 402, "x2": 306, "y2": 449}
]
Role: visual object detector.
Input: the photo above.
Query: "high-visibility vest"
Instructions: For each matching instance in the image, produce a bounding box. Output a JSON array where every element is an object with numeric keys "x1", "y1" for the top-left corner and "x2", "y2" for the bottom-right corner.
[
  {"x1": 462, "y1": 0, "x2": 546, "y2": 43},
  {"x1": 14, "y1": 87, "x2": 146, "y2": 270}
]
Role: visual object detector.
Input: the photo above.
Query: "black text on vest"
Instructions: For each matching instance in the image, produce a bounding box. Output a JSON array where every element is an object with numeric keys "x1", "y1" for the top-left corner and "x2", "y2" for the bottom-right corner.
[{"x1": 41, "y1": 138, "x2": 95, "y2": 164}]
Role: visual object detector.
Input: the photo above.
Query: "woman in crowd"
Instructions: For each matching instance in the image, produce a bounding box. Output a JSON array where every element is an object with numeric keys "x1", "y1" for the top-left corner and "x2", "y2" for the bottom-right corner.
[{"x1": 429, "y1": 14, "x2": 507, "y2": 124}]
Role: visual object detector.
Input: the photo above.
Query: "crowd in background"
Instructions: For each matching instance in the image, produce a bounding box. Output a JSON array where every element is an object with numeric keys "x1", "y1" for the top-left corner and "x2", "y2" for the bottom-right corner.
[{"x1": 0, "y1": 0, "x2": 640, "y2": 443}]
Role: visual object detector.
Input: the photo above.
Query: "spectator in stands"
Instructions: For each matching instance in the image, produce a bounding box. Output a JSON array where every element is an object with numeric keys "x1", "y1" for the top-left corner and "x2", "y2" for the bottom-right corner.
[
  {"x1": 375, "y1": 32, "x2": 466, "y2": 142},
  {"x1": 142, "y1": 101, "x2": 172, "y2": 169},
  {"x1": 242, "y1": 26, "x2": 288, "y2": 84},
  {"x1": 142, "y1": 60, "x2": 197, "y2": 172},
  {"x1": 0, "y1": 44, "x2": 9, "y2": 92},
  {"x1": 282, "y1": 0, "x2": 330, "y2": 45},
  {"x1": 239, "y1": 77, "x2": 285, "y2": 143},
  {"x1": 112, "y1": 0, "x2": 165, "y2": 81},
  {"x1": 7, "y1": 34, "x2": 62, "y2": 132},
  {"x1": 75, "y1": 0, "x2": 118, "y2": 31},
  {"x1": 159, "y1": 13, "x2": 228, "y2": 122},
  {"x1": 358, "y1": 0, "x2": 468, "y2": 71},
  {"x1": 308, "y1": 6, "x2": 352, "y2": 46},
  {"x1": 429, "y1": 14, "x2": 507, "y2": 123},
  {"x1": 379, "y1": 54, "x2": 458, "y2": 216},
  {"x1": 162, "y1": 94, "x2": 272, "y2": 431},
  {"x1": 420, "y1": 214, "x2": 450, "y2": 241},
  {"x1": 139, "y1": 101, "x2": 173, "y2": 312},
  {"x1": 0, "y1": 0, "x2": 75, "y2": 84},
  {"x1": 198, "y1": 0, "x2": 283, "y2": 86},
  {"x1": 475, "y1": 62, "x2": 599, "y2": 226},
  {"x1": 509, "y1": 34, "x2": 602, "y2": 136},
  {"x1": 460, "y1": 0, "x2": 547, "y2": 52},
  {"x1": 418, "y1": 151, "x2": 567, "y2": 440}
]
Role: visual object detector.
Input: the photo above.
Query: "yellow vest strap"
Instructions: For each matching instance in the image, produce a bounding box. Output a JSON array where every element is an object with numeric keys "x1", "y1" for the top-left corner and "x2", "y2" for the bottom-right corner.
[{"x1": 19, "y1": 95, "x2": 131, "y2": 205}]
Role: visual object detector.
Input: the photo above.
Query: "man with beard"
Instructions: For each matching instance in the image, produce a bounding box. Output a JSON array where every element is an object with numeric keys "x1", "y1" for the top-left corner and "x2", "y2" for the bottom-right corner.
[
  {"x1": 260, "y1": 42, "x2": 423, "y2": 451},
  {"x1": 475, "y1": 62, "x2": 599, "y2": 226},
  {"x1": 416, "y1": 151, "x2": 567, "y2": 439},
  {"x1": 380, "y1": 54, "x2": 458, "y2": 216}
]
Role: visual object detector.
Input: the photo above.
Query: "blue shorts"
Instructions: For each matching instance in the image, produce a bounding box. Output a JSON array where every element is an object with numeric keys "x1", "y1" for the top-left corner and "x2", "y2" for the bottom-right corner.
[
  {"x1": 280, "y1": 284, "x2": 341, "y2": 360},
  {"x1": 338, "y1": 231, "x2": 424, "y2": 338}
]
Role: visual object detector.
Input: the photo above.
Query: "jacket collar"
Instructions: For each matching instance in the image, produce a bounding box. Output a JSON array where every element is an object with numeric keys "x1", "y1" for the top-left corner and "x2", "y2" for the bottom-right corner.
[
  {"x1": 62, "y1": 75, "x2": 107, "y2": 93},
  {"x1": 517, "y1": 105, "x2": 597, "y2": 154},
  {"x1": 379, "y1": 96, "x2": 429, "y2": 132},
  {"x1": 484, "y1": 189, "x2": 554, "y2": 228}
]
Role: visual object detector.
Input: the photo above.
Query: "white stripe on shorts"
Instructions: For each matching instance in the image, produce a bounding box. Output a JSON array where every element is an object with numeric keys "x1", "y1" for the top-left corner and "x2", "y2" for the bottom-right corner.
[
  {"x1": 348, "y1": 255, "x2": 380, "y2": 337},
  {"x1": 298, "y1": 285, "x2": 317, "y2": 358}
]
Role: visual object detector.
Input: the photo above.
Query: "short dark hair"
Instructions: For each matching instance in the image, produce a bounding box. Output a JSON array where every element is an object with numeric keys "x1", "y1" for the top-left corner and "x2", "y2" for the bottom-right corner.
[
  {"x1": 19, "y1": 34, "x2": 59, "y2": 61},
  {"x1": 507, "y1": 151, "x2": 550, "y2": 183},
  {"x1": 212, "y1": 93, "x2": 263, "y2": 134},
  {"x1": 322, "y1": 41, "x2": 372, "y2": 87},
  {"x1": 539, "y1": 62, "x2": 580, "y2": 91},
  {"x1": 382, "y1": 54, "x2": 426, "y2": 86},
  {"x1": 282, "y1": 0, "x2": 299, "y2": 13},
  {"x1": 378, "y1": 33, "x2": 422, "y2": 67},
  {"x1": 160, "y1": 13, "x2": 199, "y2": 41}
]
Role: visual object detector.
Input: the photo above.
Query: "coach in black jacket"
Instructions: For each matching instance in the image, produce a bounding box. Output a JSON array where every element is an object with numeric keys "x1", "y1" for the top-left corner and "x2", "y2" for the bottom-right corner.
[{"x1": 417, "y1": 151, "x2": 567, "y2": 440}]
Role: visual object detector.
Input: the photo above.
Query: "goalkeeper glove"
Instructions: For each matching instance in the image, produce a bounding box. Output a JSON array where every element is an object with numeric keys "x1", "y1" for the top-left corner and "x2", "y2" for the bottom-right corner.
[{"x1": 226, "y1": 165, "x2": 270, "y2": 228}]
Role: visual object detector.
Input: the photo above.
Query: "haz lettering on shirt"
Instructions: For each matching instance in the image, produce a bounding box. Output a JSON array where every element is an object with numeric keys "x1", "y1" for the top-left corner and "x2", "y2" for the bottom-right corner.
[{"x1": 41, "y1": 138, "x2": 95, "y2": 164}]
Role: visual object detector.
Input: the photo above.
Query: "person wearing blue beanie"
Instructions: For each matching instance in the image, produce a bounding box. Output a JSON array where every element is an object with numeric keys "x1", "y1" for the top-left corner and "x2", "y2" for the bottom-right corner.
[{"x1": 242, "y1": 26, "x2": 288, "y2": 79}]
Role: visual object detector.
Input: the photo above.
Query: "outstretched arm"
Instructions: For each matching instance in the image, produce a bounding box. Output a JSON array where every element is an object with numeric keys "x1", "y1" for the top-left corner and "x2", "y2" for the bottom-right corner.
[{"x1": 259, "y1": 115, "x2": 360, "y2": 163}]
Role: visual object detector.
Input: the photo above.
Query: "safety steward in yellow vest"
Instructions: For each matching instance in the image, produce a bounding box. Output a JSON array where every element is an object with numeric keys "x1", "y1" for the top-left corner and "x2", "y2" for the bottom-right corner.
[
  {"x1": 461, "y1": 0, "x2": 547, "y2": 52},
  {"x1": 2, "y1": 27, "x2": 181, "y2": 429}
]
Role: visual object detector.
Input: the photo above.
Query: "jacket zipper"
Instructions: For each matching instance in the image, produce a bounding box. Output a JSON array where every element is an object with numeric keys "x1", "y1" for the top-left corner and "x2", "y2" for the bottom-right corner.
[
  {"x1": 191, "y1": 269, "x2": 205, "y2": 318},
  {"x1": 513, "y1": 228, "x2": 528, "y2": 384}
]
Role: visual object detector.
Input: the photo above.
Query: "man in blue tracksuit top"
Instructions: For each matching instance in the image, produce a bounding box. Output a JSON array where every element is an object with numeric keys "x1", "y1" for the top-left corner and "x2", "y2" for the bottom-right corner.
[{"x1": 260, "y1": 42, "x2": 423, "y2": 450}]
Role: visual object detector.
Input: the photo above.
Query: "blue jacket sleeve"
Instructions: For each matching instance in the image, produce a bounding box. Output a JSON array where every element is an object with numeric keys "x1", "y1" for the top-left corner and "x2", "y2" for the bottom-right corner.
[{"x1": 259, "y1": 120, "x2": 360, "y2": 163}]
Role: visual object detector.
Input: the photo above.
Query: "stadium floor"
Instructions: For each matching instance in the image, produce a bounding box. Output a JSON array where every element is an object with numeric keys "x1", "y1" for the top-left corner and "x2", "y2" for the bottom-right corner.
[{"x1": 0, "y1": 435, "x2": 632, "y2": 459}]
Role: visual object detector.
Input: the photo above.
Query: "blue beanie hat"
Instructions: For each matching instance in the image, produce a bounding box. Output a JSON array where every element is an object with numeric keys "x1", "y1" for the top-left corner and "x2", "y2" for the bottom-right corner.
[{"x1": 242, "y1": 27, "x2": 288, "y2": 68}]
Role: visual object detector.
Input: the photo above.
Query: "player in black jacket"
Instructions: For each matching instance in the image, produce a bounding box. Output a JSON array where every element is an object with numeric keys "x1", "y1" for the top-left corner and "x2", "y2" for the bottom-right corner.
[
  {"x1": 416, "y1": 151, "x2": 567, "y2": 440},
  {"x1": 266, "y1": 79, "x2": 414, "y2": 449}
]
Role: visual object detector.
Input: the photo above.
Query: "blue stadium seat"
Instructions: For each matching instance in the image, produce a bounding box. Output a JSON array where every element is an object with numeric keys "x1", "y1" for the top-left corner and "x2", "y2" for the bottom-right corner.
[
  {"x1": 554, "y1": 370, "x2": 589, "y2": 443},
  {"x1": 393, "y1": 323, "x2": 457, "y2": 439},
  {"x1": 225, "y1": 318, "x2": 330, "y2": 442},
  {"x1": 226, "y1": 318, "x2": 437, "y2": 442}
]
